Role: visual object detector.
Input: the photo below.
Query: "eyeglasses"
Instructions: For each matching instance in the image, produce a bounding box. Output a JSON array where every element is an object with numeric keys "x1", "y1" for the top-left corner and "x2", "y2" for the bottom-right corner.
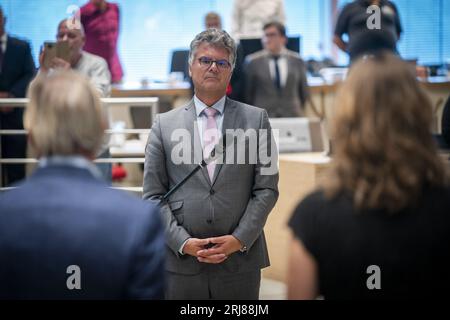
[
  {"x1": 198, "y1": 56, "x2": 231, "y2": 70},
  {"x1": 264, "y1": 32, "x2": 281, "y2": 38}
]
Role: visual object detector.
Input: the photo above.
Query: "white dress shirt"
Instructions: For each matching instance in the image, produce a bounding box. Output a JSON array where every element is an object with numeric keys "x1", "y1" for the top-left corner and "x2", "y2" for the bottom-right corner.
[{"x1": 74, "y1": 51, "x2": 112, "y2": 98}]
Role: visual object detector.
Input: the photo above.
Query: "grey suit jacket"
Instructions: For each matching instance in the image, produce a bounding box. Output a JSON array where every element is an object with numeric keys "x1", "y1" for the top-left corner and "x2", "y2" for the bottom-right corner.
[
  {"x1": 143, "y1": 98, "x2": 279, "y2": 276},
  {"x1": 245, "y1": 49, "x2": 309, "y2": 117}
]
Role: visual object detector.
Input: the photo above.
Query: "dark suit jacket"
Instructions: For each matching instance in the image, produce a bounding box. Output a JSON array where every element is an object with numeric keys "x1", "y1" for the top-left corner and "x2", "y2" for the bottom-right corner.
[
  {"x1": 0, "y1": 165, "x2": 165, "y2": 299},
  {"x1": 0, "y1": 36, "x2": 36, "y2": 128}
]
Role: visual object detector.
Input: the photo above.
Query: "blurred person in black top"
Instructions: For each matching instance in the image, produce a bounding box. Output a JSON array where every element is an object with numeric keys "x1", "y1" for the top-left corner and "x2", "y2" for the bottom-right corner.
[
  {"x1": 334, "y1": 0, "x2": 402, "y2": 62},
  {"x1": 287, "y1": 53, "x2": 450, "y2": 300}
]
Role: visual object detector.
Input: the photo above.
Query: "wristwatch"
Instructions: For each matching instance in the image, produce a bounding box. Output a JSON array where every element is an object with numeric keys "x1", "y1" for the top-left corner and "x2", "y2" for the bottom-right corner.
[{"x1": 240, "y1": 245, "x2": 247, "y2": 253}]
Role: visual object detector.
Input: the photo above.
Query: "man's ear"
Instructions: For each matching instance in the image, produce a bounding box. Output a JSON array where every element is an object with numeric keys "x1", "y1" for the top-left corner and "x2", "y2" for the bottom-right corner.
[{"x1": 189, "y1": 65, "x2": 192, "y2": 78}]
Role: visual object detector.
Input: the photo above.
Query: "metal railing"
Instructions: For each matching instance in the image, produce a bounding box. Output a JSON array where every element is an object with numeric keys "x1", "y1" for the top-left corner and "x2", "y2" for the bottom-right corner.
[{"x1": 0, "y1": 97, "x2": 157, "y2": 192}]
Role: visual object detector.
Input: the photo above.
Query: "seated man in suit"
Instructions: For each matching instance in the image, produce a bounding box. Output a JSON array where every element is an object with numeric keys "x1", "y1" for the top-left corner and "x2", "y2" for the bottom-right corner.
[
  {"x1": 143, "y1": 28, "x2": 279, "y2": 300},
  {"x1": 0, "y1": 71, "x2": 165, "y2": 299},
  {"x1": 0, "y1": 6, "x2": 36, "y2": 186},
  {"x1": 244, "y1": 21, "x2": 309, "y2": 117}
]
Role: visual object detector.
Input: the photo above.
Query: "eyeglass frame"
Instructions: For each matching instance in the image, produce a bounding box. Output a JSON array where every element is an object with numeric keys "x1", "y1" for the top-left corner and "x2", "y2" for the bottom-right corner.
[{"x1": 197, "y1": 56, "x2": 231, "y2": 70}]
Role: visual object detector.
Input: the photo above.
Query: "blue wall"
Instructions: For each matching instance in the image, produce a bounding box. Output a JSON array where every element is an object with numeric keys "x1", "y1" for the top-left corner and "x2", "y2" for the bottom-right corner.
[{"x1": 1, "y1": 0, "x2": 448, "y2": 82}]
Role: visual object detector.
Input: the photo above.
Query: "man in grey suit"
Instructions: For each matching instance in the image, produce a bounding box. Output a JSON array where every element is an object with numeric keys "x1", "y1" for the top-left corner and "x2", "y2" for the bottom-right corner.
[
  {"x1": 143, "y1": 28, "x2": 279, "y2": 300},
  {"x1": 245, "y1": 21, "x2": 309, "y2": 117}
]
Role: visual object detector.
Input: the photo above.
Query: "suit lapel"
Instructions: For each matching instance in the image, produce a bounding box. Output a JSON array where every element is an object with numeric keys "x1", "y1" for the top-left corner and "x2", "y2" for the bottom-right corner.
[
  {"x1": 1, "y1": 37, "x2": 14, "y2": 74},
  {"x1": 282, "y1": 56, "x2": 294, "y2": 96},
  {"x1": 183, "y1": 100, "x2": 211, "y2": 188},
  {"x1": 211, "y1": 98, "x2": 238, "y2": 186}
]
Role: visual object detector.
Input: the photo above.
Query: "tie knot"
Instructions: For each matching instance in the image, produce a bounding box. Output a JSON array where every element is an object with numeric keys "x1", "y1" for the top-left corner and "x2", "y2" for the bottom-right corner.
[
  {"x1": 272, "y1": 55, "x2": 280, "y2": 61},
  {"x1": 204, "y1": 107, "x2": 218, "y2": 118}
]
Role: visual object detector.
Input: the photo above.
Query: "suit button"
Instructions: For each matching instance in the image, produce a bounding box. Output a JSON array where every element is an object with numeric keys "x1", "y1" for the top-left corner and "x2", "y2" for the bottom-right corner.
[
  {"x1": 210, "y1": 189, "x2": 215, "y2": 195},
  {"x1": 206, "y1": 219, "x2": 212, "y2": 224}
]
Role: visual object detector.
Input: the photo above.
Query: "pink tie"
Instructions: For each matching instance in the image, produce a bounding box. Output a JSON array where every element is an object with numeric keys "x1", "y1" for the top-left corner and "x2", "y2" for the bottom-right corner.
[{"x1": 203, "y1": 107, "x2": 219, "y2": 181}]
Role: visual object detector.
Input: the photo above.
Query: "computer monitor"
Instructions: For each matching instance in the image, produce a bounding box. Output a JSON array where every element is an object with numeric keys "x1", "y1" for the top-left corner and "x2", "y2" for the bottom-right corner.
[
  {"x1": 169, "y1": 49, "x2": 190, "y2": 80},
  {"x1": 269, "y1": 117, "x2": 325, "y2": 153}
]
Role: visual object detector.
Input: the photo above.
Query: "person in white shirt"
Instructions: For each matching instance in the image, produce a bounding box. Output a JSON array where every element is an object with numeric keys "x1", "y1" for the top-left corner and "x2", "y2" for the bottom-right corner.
[
  {"x1": 39, "y1": 19, "x2": 111, "y2": 98},
  {"x1": 231, "y1": 0, "x2": 286, "y2": 41}
]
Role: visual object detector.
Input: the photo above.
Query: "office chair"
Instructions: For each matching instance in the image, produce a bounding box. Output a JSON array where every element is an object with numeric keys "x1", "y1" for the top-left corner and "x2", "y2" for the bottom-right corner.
[{"x1": 170, "y1": 49, "x2": 190, "y2": 80}]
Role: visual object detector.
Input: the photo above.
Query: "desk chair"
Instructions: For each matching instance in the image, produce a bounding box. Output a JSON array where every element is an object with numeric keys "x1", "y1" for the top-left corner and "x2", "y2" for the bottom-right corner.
[{"x1": 170, "y1": 49, "x2": 190, "y2": 80}]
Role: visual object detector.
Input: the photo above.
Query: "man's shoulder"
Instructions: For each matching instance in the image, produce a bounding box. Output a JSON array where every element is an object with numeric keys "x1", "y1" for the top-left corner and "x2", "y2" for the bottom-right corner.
[
  {"x1": 227, "y1": 98, "x2": 265, "y2": 117},
  {"x1": 155, "y1": 101, "x2": 193, "y2": 129},
  {"x1": 246, "y1": 50, "x2": 268, "y2": 63},
  {"x1": 81, "y1": 51, "x2": 108, "y2": 67},
  {"x1": 159, "y1": 100, "x2": 192, "y2": 119},
  {"x1": 285, "y1": 49, "x2": 302, "y2": 60},
  {"x1": 7, "y1": 36, "x2": 31, "y2": 50},
  {"x1": 0, "y1": 170, "x2": 158, "y2": 220}
]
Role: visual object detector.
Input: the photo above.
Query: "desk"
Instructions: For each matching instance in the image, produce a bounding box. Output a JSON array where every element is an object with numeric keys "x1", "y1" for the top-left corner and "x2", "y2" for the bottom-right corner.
[
  {"x1": 111, "y1": 77, "x2": 450, "y2": 133},
  {"x1": 112, "y1": 82, "x2": 192, "y2": 103},
  {"x1": 262, "y1": 153, "x2": 331, "y2": 283},
  {"x1": 307, "y1": 76, "x2": 450, "y2": 115}
]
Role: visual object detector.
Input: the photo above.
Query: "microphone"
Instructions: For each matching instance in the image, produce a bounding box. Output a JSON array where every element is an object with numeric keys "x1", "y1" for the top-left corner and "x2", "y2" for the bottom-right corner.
[{"x1": 160, "y1": 133, "x2": 233, "y2": 203}]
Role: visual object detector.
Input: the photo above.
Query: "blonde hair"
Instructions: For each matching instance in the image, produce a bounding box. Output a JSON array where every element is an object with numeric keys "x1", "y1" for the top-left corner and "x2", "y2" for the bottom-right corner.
[
  {"x1": 324, "y1": 52, "x2": 448, "y2": 212},
  {"x1": 24, "y1": 71, "x2": 107, "y2": 158}
]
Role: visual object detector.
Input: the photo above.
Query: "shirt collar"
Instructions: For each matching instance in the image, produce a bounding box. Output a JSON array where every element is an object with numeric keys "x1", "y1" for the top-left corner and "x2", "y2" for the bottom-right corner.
[
  {"x1": 39, "y1": 155, "x2": 103, "y2": 180},
  {"x1": 194, "y1": 95, "x2": 226, "y2": 117}
]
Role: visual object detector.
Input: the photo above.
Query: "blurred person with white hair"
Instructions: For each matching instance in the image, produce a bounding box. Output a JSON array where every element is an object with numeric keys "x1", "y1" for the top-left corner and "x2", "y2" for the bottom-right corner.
[
  {"x1": 39, "y1": 18, "x2": 111, "y2": 97},
  {"x1": 37, "y1": 18, "x2": 113, "y2": 181},
  {"x1": 0, "y1": 71, "x2": 165, "y2": 299}
]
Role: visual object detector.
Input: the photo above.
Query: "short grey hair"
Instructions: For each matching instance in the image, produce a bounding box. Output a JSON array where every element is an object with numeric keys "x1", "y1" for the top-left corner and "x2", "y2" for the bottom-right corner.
[
  {"x1": 25, "y1": 71, "x2": 106, "y2": 157},
  {"x1": 58, "y1": 18, "x2": 85, "y2": 37},
  {"x1": 188, "y1": 28, "x2": 237, "y2": 70}
]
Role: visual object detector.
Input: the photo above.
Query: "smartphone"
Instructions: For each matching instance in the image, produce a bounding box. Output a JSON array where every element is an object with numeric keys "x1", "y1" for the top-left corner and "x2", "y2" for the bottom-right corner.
[{"x1": 42, "y1": 41, "x2": 71, "y2": 69}]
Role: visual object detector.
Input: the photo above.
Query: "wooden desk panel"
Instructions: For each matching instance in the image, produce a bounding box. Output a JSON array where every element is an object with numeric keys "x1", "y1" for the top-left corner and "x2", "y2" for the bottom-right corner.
[{"x1": 263, "y1": 153, "x2": 331, "y2": 283}]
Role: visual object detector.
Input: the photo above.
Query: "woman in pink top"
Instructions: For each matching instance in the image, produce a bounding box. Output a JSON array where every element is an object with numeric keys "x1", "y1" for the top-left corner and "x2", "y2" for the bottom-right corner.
[{"x1": 81, "y1": 0, "x2": 123, "y2": 83}]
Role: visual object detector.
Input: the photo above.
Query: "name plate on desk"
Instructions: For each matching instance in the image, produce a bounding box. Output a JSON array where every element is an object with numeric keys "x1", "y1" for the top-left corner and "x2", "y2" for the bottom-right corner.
[{"x1": 269, "y1": 118, "x2": 324, "y2": 153}]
